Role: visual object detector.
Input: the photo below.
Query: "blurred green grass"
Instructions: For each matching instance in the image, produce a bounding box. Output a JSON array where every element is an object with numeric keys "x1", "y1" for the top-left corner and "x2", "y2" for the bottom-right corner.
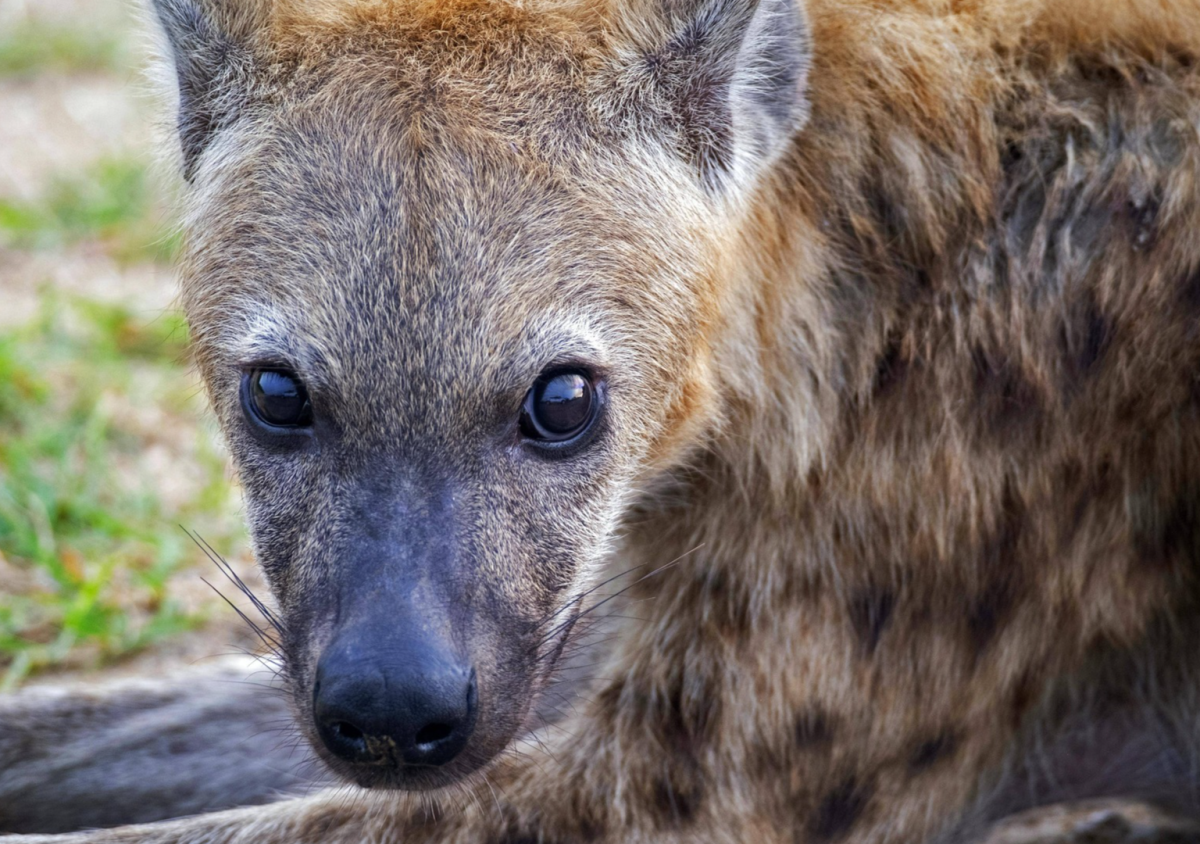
[
  {"x1": 0, "y1": 21, "x2": 126, "y2": 78},
  {"x1": 0, "y1": 295, "x2": 238, "y2": 689},
  {"x1": 0, "y1": 0, "x2": 251, "y2": 688},
  {"x1": 0, "y1": 157, "x2": 182, "y2": 264}
]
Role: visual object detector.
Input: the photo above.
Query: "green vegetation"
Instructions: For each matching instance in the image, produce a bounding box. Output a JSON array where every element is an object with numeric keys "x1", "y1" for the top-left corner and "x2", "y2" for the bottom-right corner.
[
  {"x1": 0, "y1": 2, "x2": 247, "y2": 688},
  {"x1": 0, "y1": 21, "x2": 126, "y2": 78},
  {"x1": 0, "y1": 295, "x2": 238, "y2": 689},
  {"x1": 0, "y1": 157, "x2": 180, "y2": 264}
]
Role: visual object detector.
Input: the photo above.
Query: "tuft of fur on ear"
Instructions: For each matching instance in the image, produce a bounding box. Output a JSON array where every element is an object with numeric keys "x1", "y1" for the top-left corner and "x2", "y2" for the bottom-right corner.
[
  {"x1": 149, "y1": 0, "x2": 262, "y2": 181},
  {"x1": 619, "y1": 0, "x2": 810, "y2": 192}
]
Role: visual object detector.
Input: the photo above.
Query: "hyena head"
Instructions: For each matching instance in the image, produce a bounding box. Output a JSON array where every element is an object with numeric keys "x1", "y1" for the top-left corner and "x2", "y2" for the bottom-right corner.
[{"x1": 152, "y1": 0, "x2": 809, "y2": 789}]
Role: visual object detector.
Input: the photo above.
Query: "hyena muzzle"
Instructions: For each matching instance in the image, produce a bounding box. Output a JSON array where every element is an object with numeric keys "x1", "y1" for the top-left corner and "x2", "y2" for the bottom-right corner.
[{"x1": 5, "y1": 0, "x2": 1200, "y2": 843}]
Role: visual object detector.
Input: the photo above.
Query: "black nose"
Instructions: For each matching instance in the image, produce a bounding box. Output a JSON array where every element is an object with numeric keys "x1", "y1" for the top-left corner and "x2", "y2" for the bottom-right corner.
[{"x1": 313, "y1": 640, "x2": 477, "y2": 769}]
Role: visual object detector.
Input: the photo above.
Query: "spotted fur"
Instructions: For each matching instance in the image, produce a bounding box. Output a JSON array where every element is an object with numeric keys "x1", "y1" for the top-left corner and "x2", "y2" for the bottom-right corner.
[{"x1": 6, "y1": 0, "x2": 1200, "y2": 842}]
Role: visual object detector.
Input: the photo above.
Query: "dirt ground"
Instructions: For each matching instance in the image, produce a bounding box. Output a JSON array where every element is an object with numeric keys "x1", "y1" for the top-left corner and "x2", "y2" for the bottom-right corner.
[{"x1": 0, "y1": 0, "x2": 271, "y2": 685}]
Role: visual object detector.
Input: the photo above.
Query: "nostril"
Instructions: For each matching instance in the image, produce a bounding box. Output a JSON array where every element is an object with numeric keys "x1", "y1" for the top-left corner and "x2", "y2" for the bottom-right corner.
[
  {"x1": 333, "y1": 721, "x2": 364, "y2": 742},
  {"x1": 314, "y1": 656, "x2": 478, "y2": 769},
  {"x1": 414, "y1": 722, "x2": 454, "y2": 747}
]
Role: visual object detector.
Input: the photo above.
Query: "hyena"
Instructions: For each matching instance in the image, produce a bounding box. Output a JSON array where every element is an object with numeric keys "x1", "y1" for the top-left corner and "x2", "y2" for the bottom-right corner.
[{"x1": 4, "y1": 0, "x2": 1200, "y2": 842}]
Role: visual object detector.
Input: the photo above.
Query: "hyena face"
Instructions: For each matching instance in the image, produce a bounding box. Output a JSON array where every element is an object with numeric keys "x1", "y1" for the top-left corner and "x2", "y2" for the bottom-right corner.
[{"x1": 154, "y1": 0, "x2": 808, "y2": 789}]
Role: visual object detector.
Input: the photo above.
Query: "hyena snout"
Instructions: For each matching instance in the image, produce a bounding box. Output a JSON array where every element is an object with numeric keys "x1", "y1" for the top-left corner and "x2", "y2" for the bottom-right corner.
[{"x1": 313, "y1": 630, "x2": 478, "y2": 770}]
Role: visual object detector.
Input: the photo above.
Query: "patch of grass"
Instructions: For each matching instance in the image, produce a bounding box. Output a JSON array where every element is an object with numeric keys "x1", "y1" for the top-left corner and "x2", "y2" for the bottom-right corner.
[
  {"x1": 0, "y1": 21, "x2": 126, "y2": 78},
  {"x1": 0, "y1": 158, "x2": 179, "y2": 264},
  {"x1": 0, "y1": 294, "x2": 238, "y2": 689}
]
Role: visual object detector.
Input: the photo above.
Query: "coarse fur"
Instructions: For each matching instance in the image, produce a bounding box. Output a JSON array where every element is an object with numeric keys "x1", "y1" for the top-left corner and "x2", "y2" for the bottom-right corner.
[{"x1": 5, "y1": 0, "x2": 1200, "y2": 841}]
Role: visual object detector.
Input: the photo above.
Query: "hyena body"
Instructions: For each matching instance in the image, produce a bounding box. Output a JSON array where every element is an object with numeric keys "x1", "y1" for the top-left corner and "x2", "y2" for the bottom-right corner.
[{"x1": 5, "y1": 0, "x2": 1200, "y2": 841}]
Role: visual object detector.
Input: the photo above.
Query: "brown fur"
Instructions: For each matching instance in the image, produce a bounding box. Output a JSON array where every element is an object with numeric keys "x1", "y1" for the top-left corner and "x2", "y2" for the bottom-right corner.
[{"x1": 8, "y1": 0, "x2": 1200, "y2": 841}]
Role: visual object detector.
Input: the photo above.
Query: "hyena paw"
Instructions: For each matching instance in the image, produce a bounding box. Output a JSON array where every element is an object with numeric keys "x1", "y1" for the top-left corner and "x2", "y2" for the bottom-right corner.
[{"x1": 980, "y1": 799, "x2": 1200, "y2": 843}]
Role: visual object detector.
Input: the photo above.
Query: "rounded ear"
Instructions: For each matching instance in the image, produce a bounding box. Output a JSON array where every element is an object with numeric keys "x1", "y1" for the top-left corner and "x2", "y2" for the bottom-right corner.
[
  {"x1": 611, "y1": 0, "x2": 811, "y2": 194},
  {"x1": 148, "y1": 0, "x2": 267, "y2": 180}
]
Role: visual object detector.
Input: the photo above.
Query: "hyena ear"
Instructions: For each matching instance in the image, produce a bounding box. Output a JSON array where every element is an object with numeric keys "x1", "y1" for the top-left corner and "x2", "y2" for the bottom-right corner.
[
  {"x1": 618, "y1": 0, "x2": 810, "y2": 193},
  {"x1": 149, "y1": 0, "x2": 263, "y2": 181}
]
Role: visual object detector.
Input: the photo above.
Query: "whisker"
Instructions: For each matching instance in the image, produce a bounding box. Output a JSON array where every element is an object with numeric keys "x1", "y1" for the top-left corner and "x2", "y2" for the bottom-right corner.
[
  {"x1": 533, "y1": 559, "x2": 661, "y2": 627},
  {"x1": 183, "y1": 526, "x2": 284, "y2": 633},
  {"x1": 200, "y1": 577, "x2": 283, "y2": 653},
  {"x1": 532, "y1": 544, "x2": 705, "y2": 652},
  {"x1": 182, "y1": 526, "x2": 289, "y2": 662}
]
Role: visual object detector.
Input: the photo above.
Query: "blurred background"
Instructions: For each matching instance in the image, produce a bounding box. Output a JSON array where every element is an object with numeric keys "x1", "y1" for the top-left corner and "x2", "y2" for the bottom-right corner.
[{"x1": 0, "y1": 0, "x2": 265, "y2": 689}]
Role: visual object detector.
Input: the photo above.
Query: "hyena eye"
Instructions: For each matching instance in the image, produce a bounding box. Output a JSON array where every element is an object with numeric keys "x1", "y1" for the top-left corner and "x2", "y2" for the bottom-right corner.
[
  {"x1": 242, "y1": 369, "x2": 314, "y2": 430},
  {"x1": 520, "y1": 369, "x2": 602, "y2": 446}
]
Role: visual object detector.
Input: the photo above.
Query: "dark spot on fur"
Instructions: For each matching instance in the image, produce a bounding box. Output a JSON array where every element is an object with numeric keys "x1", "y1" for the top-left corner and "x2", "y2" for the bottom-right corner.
[
  {"x1": 809, "y1": 777, "x2": 870, "y2": 841},
  {"x1": 643, "y1": 677, "x2": 713, "y2": 829},
  {"x1": 1159, "y1": 497, "x2": 1200, "y2": 569},
  {"x1": 794, "y1": 709, "x2": 834, "y2": 748},
  {"x1": 909, "y1": 733, "x2": 959, "y2": 771},
  {"x1": 806, "y1": 465, "x2": 824, "y2": 498},
  {"x1": 966, "y1": 572, "x2": 1018, "y2": 659},
  {"x1": 971, "y1": 346, "x2": 1043, "y2": 439},
  {"x1": 968, "y1": 483, "x2": 1028, "y2": 661},
  {"x1": 1008, "y1": 670, "x2": 1040, "y2": 730},
  {"x1": 848, "y1": 587, "x2": 895, "y2": 656},
  {"x1": 653, "y1": 777, "x2": 703, "y2": 827},
  {"x1": 1000, "y1": 140, "x2": 1023, "y2": 173},
  {"x1": 872, "y1": 334, "x2": 910, "y2": 400},
  {"x1": 1125, "y1": 192, "x2": 1161, "y2": 252},
  {"x1": 1134, "y1": 491, "x2": 1200, "y2": 572},
  {"x1": 576, "y1": 817, "x2": 604, "y2": 843},
  {"x1": 985, "y1": 479, "x2": 1026, "y2": 567},
  {"x1": 701, "y1": 569, "x2": 751, "y2": 634},
  {"x1": 595, "y1": 678, "x2": 625, "y2": 719},
  {"x1": 1059, "y1": 294, "x2": 1112, "y2": 386},
  {"x1": 660, "y1": 676, "x2": 716, "y2": 748},
  {"x1": 864, "y1": 179, "x2": 907, "y2": 249},
  {"x1": 1180, "y1": 268, "x2": 1200, "y2": 313}
]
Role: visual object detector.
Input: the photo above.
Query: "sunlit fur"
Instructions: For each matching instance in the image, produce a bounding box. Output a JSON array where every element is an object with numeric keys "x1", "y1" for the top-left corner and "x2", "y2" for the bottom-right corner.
[{"x1": 9, "y1": 0, "x2": 1200, "y2": 841}]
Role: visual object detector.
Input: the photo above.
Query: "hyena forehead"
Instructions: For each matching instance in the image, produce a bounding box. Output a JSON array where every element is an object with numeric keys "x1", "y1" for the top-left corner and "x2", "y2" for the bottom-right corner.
[
  {"x1": 191, "y1": 131, "x2": 714, "y2": 390},
  {"x1": 183, "y1": 55, "x2": 723, "y2": 424},
  {"x1": 169, "y1": 0, "x2": 810, "y2": 457}
]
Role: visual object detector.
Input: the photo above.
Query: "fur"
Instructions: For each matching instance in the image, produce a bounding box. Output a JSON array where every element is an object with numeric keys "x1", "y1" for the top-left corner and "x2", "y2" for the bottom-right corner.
[{"x1": 5, "y1": 0, "x2": 1200, "y2": 841}]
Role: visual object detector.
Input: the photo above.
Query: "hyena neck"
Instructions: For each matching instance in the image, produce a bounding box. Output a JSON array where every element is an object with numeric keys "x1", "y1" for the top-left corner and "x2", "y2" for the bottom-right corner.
[
  {"x1": 692, "y1": 2, "x2": 1002, "y2": 504},
  {"x1": 619, "y1": 4, "x2": 1200, "y2": 804}
]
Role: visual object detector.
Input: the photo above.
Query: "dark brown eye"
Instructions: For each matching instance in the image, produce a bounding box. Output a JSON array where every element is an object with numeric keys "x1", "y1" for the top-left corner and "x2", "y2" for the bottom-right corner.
[
  {"x1": 243, "y1": 369, "x2": 314, "y2": 429},
  {"x1": 520, "y1": 370, "x2": 598, "y2": 443}
]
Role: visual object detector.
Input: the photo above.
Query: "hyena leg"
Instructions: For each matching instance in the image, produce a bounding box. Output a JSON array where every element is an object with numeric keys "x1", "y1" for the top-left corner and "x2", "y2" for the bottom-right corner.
[
  {"x1": 978, "y1": 799, "x2": 1200, "y2": 843},
  {"x1": 0, "y1": 656, "x2": 327, "y2": 835}
]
